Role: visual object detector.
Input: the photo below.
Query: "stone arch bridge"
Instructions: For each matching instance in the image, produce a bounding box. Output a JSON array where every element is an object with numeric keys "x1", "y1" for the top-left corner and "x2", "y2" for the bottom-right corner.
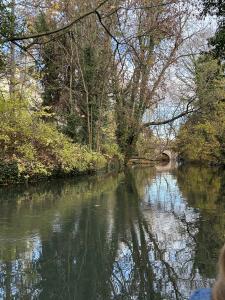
[
  {"x1": 161, "y1": 150, "x2": 178, "y2": 162},
  {"x1": 129, "y1": 149, "x2": 178, "y2": 165}
]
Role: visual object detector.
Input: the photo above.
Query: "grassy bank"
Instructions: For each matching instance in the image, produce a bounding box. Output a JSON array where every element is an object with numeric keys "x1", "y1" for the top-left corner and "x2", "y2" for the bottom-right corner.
[{"x1": 0, "y1": 99, "x2": 122, "y2": 185}]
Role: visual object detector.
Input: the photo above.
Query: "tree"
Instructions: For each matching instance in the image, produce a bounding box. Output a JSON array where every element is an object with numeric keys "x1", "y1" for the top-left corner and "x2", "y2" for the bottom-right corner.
[
  {"x1": 202, "y1": 0, "x2": 225, "y2": 59},
  {"x1": 34, "y1": 0, "x2": 115, "y2": 150},
  {"x1": 0, "y1": 1, "x2": 14, "y2": 74},
  {"x1": 176, "y1": 54, "x2": 225, "y2": 164},
  {"x1": 112, "y1": 0, "x2": 193, "y2": 162}
]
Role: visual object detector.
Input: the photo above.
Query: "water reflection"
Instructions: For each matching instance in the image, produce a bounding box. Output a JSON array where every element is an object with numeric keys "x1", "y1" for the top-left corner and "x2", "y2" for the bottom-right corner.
[{"x1": 0, "y1": 166, "x2": 224, "y2": 299}]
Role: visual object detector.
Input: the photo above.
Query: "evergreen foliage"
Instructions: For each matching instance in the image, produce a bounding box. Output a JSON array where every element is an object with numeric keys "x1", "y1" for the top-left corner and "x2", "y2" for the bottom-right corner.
[{"x1": 203, "y1": 0, "x2": 225, "y2": 59}]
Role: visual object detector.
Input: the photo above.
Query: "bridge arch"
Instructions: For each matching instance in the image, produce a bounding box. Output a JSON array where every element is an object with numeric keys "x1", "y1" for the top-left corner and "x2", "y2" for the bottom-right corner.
[{"x1": 162, "y1": 150, "x2": 172, "y2": 161}]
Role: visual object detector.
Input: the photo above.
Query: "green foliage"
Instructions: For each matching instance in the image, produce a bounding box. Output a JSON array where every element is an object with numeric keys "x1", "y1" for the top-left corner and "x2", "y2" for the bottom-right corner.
[
  {"x1": 136, "y1": 129, "x2": 157, "y2": 160},
  {"x1": 0, "y1": 160, "x2": 19, "y2": 184},
  {"x1": 101, "y1": 143, "x2": 123, "y2": 160},
  {"x1": 0, "y1": 0, "x2": 25, "y2": 72},
  {"x1": 176, "y1": 120, "x2": 224, "y2": 164},
  {"x1": 115, "y1": 103, "x2": 140, "y2": 161},
  {"x1": 35, "y1": 12, "x2": 112, "y2": 151},
  {"x1": 62, "y1": 43, "x2": 112, "y2": 149},
  {"x1": 203, "y1": 0, "x2": 225, "y2": 59},
  {"x1": 64, "y1": 113, "x2": 85, "y2": 144},
  {"x1": 99, "y1": 113, "x2": 124, "y2": 161},
  {"x1": 0, "y1": 0, "x2": 11, "y2": 69},
  {"x1": 195, "y1": 55, "x2": 225, "y2": 107},
  {"x1": 0, "y1": 97, "x2": 107, "y2": 183},
  {"x1": 176, "y1": 55, "x2": 225, "y2": 165},
  {"x1": 0, "y1": 1, "x2": 12, "y2": 38},
  {"x1": 35, "y1": 13, "x2": 62, "y2": 106}
]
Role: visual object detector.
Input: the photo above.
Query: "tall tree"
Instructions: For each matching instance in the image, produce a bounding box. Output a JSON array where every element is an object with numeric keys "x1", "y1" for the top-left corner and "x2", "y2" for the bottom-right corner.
[
  {"x1": 35, "y1": 0, "x2": 115, "y2": 150},
  {"x1": 113, "y1": 0, "x2": 192, "y2": 162}
]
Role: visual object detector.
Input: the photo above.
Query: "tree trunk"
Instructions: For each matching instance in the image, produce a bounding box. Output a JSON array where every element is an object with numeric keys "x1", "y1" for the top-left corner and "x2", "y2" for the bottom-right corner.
[{"x1": 118, "y1": 130, "x2": 139, "y2": 165}]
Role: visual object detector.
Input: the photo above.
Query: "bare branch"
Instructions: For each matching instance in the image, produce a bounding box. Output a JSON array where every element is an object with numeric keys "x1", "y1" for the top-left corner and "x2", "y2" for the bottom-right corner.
[
  {"x1": 2, "y1": 0, "x2": 110, "y2": 42},
  {"x1": 143, "y1": 97, "x2": 197, "y2": 127}
]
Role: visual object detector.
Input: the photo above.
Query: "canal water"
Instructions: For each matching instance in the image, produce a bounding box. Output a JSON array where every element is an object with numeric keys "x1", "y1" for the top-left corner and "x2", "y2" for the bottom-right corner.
[{"x1": 0, "y1": 165, "x2": 224, "y2": 299}]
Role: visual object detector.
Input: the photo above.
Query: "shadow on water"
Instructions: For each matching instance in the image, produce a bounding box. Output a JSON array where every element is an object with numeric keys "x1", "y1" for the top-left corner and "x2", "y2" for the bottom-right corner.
[{"x1": 0, "y1": 165, "x2": 225, "y2": 299}]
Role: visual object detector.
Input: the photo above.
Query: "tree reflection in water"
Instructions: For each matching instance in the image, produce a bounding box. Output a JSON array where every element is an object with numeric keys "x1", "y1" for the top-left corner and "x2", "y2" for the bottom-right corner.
[{"x1": 0, "y1": 166, "x2": 224, "y2": 299}]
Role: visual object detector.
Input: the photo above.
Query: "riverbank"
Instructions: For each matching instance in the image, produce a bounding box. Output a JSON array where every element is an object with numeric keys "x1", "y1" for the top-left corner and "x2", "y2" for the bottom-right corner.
[
  {"x1": 0, "y1": 156, "x2": 123, "y2": 185},
  {"x1": 177, "y1": 158, "x2": 225, "y2": 168},
  {"x1": 0, "y1": 99, "x2": 124, "y2": 185}
]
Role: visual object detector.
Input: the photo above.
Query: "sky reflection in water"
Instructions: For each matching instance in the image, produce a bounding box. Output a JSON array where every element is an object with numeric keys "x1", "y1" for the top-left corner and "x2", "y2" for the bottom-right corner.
[{"x1": 0, "y1": 165, "x2": 224, "y2": 300}]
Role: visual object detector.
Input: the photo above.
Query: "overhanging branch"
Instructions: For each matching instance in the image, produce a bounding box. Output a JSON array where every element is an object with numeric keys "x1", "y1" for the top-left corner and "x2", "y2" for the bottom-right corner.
[
  {"x1": 143, "y1": 108, "x2": 197, "y2": 127},
  {"x1": 142, "y1": 97, "x2": 198, "y2": 127},
  {"x1": 3, "y1": 0, "x2": 110, "y2": 42},
  {"x1": 2, "y1": 0, "x2": 183, "y2": 45}
]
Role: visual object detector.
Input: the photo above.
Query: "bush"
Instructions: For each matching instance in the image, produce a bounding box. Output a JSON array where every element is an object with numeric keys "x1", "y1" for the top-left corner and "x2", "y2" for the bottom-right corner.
[
  {"x1": 176, "y1": 106, "x2": 225, "y2": 165},
  {"x1": 0, "y1": 160, "x2": 19, "y2": 184}
]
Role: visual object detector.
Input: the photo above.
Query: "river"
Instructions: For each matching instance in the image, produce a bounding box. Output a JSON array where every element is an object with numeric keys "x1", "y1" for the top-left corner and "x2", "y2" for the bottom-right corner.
[{"x1": 0, "y1": 165, "x2": 224, "y2": 299}]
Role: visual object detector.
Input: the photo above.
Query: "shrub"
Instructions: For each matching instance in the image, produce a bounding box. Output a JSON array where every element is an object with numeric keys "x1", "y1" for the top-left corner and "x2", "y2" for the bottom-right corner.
[{"x1": 0, "y1": 160, "x2": 19, "y2": 184}]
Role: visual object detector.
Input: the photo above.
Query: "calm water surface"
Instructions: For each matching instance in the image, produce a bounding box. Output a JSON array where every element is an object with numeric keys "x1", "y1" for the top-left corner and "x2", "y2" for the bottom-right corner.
[{"x1": 0, "y1": 165, "x2": 225, "y2": 300}]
